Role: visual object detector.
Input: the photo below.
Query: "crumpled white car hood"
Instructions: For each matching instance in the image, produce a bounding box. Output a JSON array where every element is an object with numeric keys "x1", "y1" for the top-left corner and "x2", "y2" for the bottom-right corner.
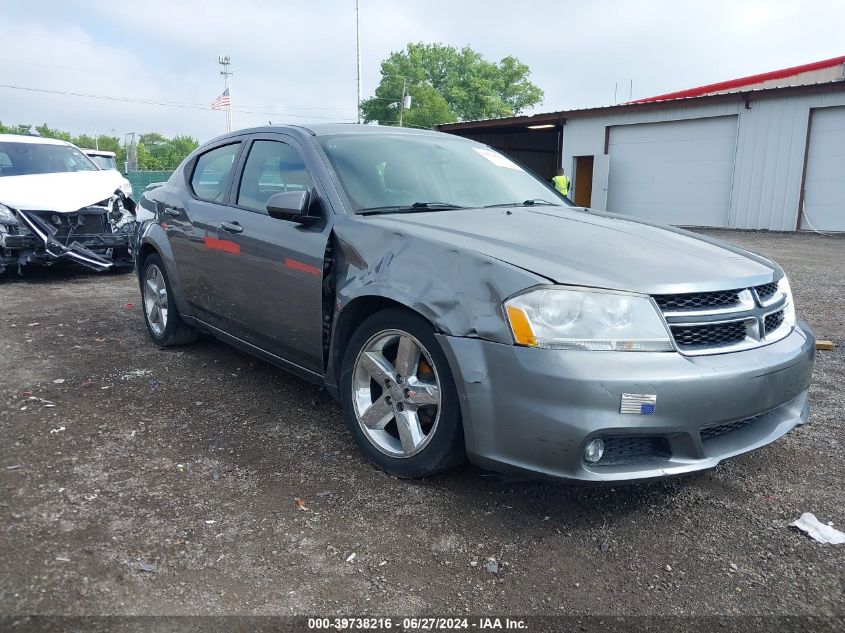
[{"x1": 0, "y1": 170, "x2": 127, "y2": 212}]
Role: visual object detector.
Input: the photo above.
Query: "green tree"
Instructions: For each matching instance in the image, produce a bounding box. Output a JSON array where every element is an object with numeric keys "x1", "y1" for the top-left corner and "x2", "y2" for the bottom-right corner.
[
  {"x1": 0, "y1": 122, "x2": 197, "y2": 172},
  {"x1": 136, "y1": 142, "x2": 162, "y2": 171},
  {"x1": 163, "y1": 135, "x2": 199, "y2": 169},
  {"x1": 361, "y1": 43, "x2": 544, "y2": 128},
  {"x1": 72, "y1": 134, "x2": 97, "y2": 149},
  {"x1": 136, "y1": 133, "x2": 198, "y2": 170},
  {"x1": 139, "y1": 132, "x2": 168, "y2": 153},
  {"x1": 35, "y1": 124, "x2": 72, "y2": 141}
]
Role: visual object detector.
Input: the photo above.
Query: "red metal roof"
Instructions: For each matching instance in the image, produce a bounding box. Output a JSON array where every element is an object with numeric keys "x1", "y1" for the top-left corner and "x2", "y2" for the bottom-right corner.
[{"x1": 627, "y1": 55, "x2": 845, "y2": 104}]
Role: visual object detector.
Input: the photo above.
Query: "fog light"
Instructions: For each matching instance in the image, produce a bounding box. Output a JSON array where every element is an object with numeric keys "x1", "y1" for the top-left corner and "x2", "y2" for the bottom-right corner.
[{"x1": 584, "y1": 438, "x2": 605, "y2": 464}]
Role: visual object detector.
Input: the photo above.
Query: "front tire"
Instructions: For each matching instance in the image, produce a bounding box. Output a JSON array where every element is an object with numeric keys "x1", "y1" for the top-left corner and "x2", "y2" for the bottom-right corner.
[
  {"x1": 340, "y1": 308, "x2": 465, "y2": 478},
  {"x1": 140, "y1": 253, "x2": 198, "y2": 347}
]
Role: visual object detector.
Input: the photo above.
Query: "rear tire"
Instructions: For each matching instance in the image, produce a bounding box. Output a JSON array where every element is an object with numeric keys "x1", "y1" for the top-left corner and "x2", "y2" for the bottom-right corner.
[
  {"x1": 340, "y1": 307, "x2": 465, "y2": 478},
  {"x1": 140, "y1": 253, "x2": 198, "y2": 347}
]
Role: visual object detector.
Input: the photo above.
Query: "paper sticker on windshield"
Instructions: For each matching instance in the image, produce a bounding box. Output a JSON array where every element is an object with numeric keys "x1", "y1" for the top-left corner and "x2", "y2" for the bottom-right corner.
[{"x1": 473, "y1": 147, "x2": 523, "y2": 171}]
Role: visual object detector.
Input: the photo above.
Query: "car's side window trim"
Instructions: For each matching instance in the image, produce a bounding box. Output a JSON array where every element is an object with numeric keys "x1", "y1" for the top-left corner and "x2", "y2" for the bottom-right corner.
[
  {"x1": 227, "y1": 136, "x2": 255, "y2": 211},
  {"x1": 230, "y1": 134, "x2": 325, "y2": 219},
  {"x1": 186, "y1": 139, "x2": 246, "y2": 204},
  {"x1": 232, "y1": 137, "x2": 269, "y2": 216}
]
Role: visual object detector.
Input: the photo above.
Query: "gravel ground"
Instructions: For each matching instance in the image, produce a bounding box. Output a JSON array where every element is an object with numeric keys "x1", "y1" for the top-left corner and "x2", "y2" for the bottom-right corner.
[{"x1": 0, "y1": 230, "x2": 843, "y2": 623}]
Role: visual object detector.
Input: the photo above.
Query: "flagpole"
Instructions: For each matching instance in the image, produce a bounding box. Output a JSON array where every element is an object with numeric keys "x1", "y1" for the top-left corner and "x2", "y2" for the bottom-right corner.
[
  {"x1": 218, "y1": 55, "x2": 233, "y2": 132},
  {"x1": 356, "y1": 0, "x2": 362, "y2": 124}
]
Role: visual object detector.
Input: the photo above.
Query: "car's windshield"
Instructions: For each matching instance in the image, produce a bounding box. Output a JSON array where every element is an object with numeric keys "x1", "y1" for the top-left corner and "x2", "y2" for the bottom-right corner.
[
  {"x1": 88, "y1": 155, "x2": 118, "y2": 171},
  {"x1": 318, "y1": 133, "x2": 571, "y2": 212},
  {"x1": 0, "y1": 142, "x2": 99, "y2": 177}
]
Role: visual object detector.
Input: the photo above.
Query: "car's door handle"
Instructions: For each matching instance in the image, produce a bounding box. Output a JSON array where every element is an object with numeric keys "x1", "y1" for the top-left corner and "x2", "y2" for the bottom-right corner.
[
  {"x1": 163, "y1": 205, "x2": 181, "y2": 217},
  {"x1": 220, "y1": 221, "x2": 243, "y2": 234}
]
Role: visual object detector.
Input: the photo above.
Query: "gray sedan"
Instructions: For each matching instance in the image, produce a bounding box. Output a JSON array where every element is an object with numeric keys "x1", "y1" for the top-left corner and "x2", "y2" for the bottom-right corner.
[{"x1": 135, "y1": 125, "x2": 815, "y2": 482}]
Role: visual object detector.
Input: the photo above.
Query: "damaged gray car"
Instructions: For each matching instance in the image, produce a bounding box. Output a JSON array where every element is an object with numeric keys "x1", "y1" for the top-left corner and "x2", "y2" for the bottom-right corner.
[
  {"x1": 135, "y1": 125, "x2": 815, "y2": 482},
  {"x1": 0, "y1": 134, "x2": 136, "y2": 274}
]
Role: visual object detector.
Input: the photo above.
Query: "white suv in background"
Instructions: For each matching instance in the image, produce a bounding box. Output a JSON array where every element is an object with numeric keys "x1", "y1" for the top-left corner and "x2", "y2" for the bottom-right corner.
[{"x1": 81, "y1": 148, "x2": 133, "y2": 197}]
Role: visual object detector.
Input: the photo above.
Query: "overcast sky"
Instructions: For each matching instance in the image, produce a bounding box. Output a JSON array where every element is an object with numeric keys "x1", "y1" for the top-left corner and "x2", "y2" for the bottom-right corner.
[{"x1": 2, "y1": 0, "x2": 843, "y2": 143}]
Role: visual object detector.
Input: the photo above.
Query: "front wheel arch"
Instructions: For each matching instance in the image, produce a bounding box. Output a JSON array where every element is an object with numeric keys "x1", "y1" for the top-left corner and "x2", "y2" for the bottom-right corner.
[
  {"x1": 135, "y1": 225, "x2": 191, "y2": 319},
  {"x1": 328, "y1": 296, "x2": 442, "y2": 393}
]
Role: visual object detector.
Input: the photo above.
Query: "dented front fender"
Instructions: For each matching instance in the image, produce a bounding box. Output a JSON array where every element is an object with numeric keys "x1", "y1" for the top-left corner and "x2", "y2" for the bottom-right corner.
[{"x1": 330, "y1": 215, "x2": 546, "y2": 338}]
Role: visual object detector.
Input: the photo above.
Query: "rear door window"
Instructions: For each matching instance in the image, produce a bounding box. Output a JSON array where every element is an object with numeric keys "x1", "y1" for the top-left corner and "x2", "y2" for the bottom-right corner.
[{"x1": 190, "y1": 143, "x2": 241, "y2": 202}]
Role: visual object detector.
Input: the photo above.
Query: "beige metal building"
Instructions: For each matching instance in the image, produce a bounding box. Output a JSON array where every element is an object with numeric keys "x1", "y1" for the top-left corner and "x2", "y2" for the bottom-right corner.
[{"x1": 437, "y1": 56, "x2": 845, "y2": 232}]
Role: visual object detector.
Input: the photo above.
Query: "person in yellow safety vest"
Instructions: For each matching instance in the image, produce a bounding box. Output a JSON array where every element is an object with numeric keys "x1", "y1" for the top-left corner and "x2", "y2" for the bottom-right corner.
[{"x1": 552, "y1": 168, "x2": 571, "y2": 197}]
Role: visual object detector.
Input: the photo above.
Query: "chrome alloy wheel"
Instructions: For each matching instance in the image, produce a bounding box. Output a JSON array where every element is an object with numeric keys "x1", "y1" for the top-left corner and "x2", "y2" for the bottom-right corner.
[
  {"x1": 352, "y1": 329, "x2": 442, "y2": 458},
  {"x1": 143, "y1": 264, "x2": 169, "y2": 337}
]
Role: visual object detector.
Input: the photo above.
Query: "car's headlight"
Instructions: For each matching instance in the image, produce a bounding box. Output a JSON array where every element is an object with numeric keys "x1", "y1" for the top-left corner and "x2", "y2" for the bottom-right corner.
[
  {"x1": 778, "y1": 276, "x2": 796, "y2": 331},
  {"x1": 0, "y1": 203, "x2": 18, "y2": 225},
  {"x1": 505, "y1": 287, "x2": 674, "y2": 351}
]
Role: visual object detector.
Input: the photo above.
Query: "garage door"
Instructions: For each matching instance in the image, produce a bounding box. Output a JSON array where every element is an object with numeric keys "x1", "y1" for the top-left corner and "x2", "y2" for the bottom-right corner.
[
  {"x1": 606, "y1": 116, "x2": 738, "y2": 227},
  {"x1": 802, "y1": 106, "x2": 845, "y2": 231}
]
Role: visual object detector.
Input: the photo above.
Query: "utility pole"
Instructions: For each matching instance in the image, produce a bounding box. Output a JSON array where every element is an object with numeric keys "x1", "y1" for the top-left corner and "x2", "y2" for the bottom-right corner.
[
  {"x1": 124, "y1": 132, "x2": 136, "y2": 172},
  {"x1": 398, "y1": 78, "x2": 406, "y2": 127},
  {"x1": 356, "y1": 0, "x2": 362, "y2": 124},
  {"x1": 219, "y1": 55, "x2": 233, "y2": 132}
]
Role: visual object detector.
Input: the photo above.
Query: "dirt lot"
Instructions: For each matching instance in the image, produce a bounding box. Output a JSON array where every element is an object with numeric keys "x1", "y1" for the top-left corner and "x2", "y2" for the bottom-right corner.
[{"x1": 1, "y1": 230, "x2": 843, "y2": 623}]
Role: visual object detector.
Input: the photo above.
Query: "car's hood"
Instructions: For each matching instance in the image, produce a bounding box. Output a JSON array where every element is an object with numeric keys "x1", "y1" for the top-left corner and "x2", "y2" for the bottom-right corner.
[
  {"x1": 362, "y1": 206, "x2": 778, "y2": 295},
  {"x1": 0, "y1": 171, "x2": 126, "y2": 212}
]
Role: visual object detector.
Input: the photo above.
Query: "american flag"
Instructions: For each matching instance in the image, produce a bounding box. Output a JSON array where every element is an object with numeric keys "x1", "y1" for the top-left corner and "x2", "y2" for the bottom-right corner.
[{"x1": 211, "y1": 87, "x2": 230, "y2": 110}]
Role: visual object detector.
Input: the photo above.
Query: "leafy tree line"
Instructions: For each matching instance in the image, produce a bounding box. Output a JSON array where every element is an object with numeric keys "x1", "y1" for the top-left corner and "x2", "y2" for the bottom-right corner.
[
  {"x1": 362, "y1": 43, "x2": 544, "y2": 129},
  {"x1": 0, "y1": 122, "x2": 198, "y2": 171},
  {"x1": 131, "y1": 132, "x2": 199, "y2": 171}
]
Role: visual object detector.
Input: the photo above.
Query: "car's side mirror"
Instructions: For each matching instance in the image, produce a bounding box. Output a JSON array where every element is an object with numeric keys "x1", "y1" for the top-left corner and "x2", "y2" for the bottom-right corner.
[{"x1": 266, "y1": 190, "x2": 319, "y2": 225}]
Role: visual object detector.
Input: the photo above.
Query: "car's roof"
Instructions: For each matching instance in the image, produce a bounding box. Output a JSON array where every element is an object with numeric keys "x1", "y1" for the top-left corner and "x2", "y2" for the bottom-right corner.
[
  {"x1": 197, "y1": 123, "x2": 477, "y2": 156},
  {"x1": 81, "y1": 149, "x2": 116, "y2": 157},
  {"x1": 295, "y1": 123, "x2": 445, "y2": 137},
  {"x1": 0, "y1": 134, "x2": 73, "y2": 146},
  {"x1": 209, "y1": 123, "x2": 456, "y2": 143}
]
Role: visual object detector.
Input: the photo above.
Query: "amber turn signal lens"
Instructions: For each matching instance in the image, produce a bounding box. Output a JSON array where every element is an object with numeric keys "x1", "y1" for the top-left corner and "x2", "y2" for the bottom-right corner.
[{"x1": 506, "y1": 305, "x2": 538, "y2": 347}]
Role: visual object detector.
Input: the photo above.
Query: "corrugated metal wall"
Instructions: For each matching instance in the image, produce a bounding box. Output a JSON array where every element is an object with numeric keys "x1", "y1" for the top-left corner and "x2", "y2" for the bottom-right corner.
[{"x1": 561, "y1": 89, "x2": 845, "y2": 230}]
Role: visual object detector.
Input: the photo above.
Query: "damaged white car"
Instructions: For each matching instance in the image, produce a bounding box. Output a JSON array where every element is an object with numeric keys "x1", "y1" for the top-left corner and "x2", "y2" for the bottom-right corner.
[{"x1": 0, "y1": 134, "x2": 136, "y2": 274}]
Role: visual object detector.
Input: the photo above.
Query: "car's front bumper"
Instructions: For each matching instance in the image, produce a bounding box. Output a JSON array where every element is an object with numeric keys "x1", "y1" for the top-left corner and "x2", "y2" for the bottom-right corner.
[
  {"x1": 0, "y1": 208, "x2": 133, "y2": 273},
  {"x1": 437, "y1": 322, "x2": 815, "y2": 482}
]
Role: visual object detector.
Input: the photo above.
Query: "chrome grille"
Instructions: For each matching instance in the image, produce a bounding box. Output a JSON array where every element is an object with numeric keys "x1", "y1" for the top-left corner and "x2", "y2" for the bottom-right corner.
[
  {"x1": 671, "y1": 321, "x2": 748, "y2": 348},
  {"x1": 754, "y1": 282, "x2": 778, "y2": 301},
  {"x1": 654, "y1": 290, "x2": 740, "y2": 311},
  {"x1": 653, "y1": 279, "x2": 791, "y2": 355},
  {"x1": 764, "y1": 309, "x2": 785, "y2": 334}
]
